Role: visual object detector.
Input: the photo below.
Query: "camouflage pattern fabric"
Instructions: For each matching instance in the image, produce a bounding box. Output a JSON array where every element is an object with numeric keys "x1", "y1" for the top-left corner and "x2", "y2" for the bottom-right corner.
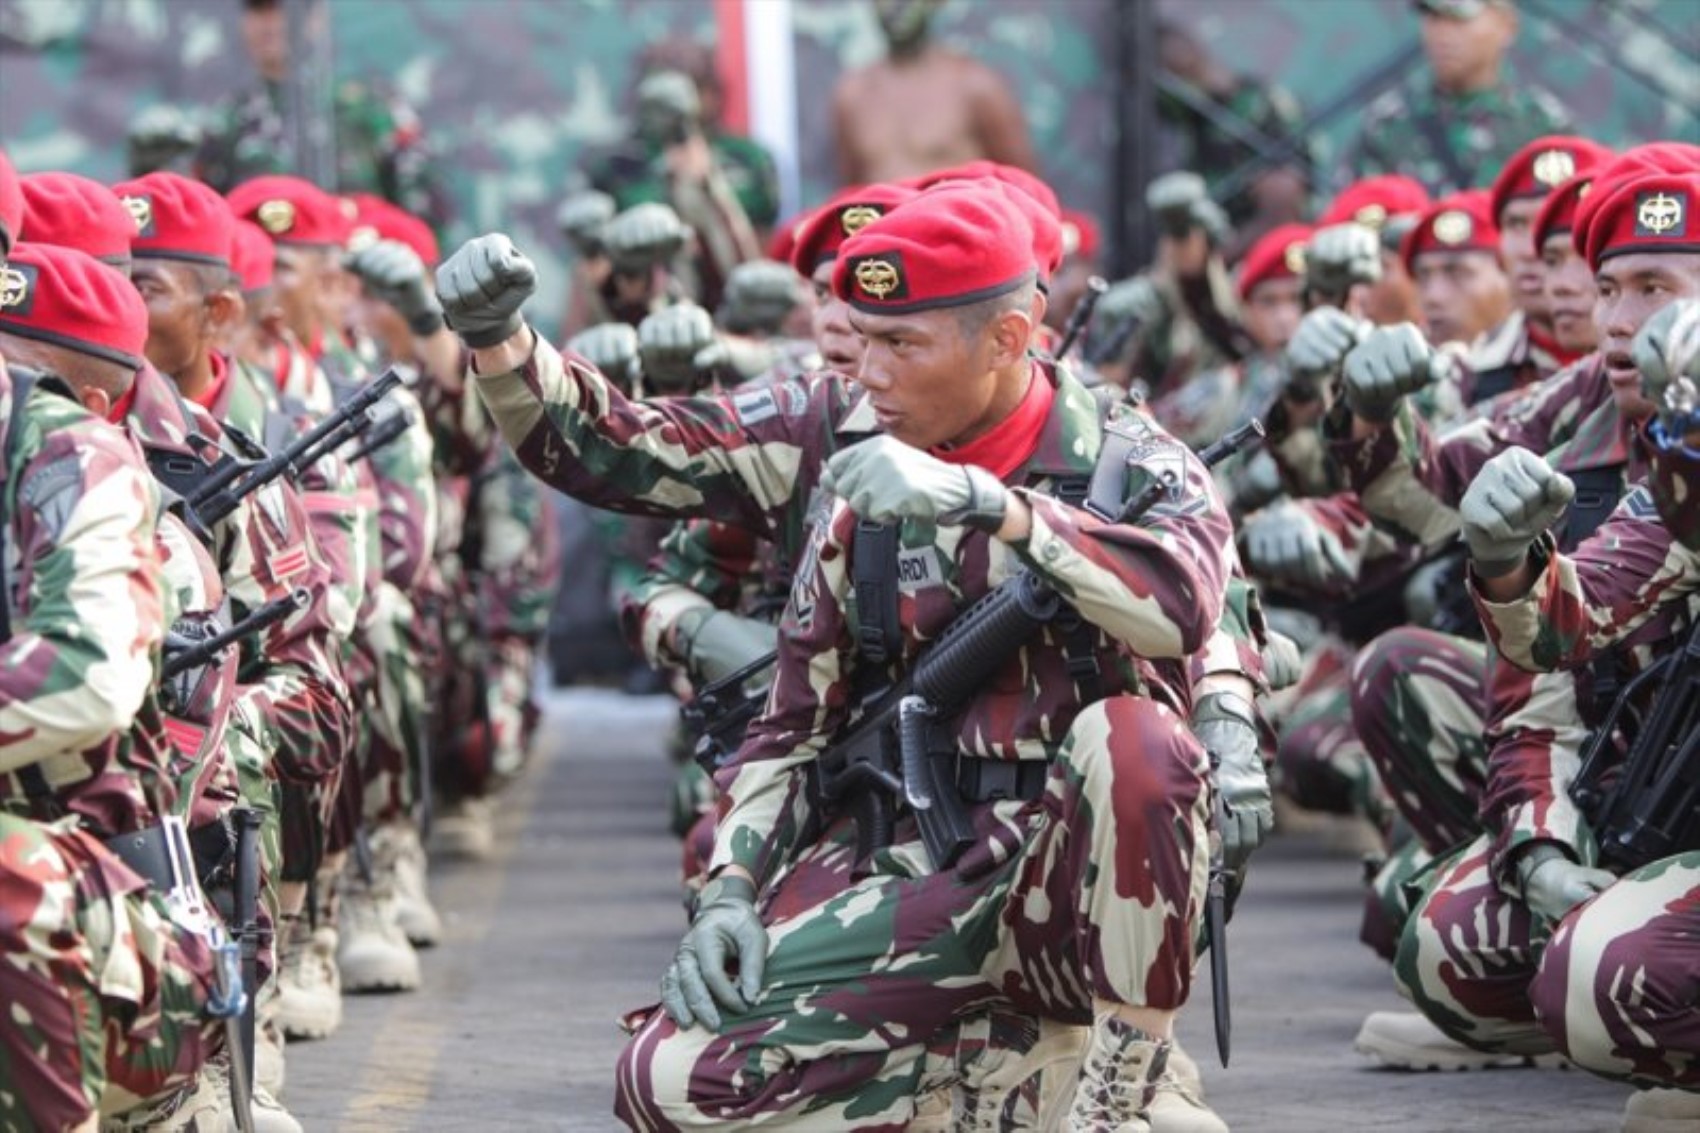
[
  {"x1": 1452, "y1": 308, "x2": 1569, "y2": 407},
  {"x1": 586, "y1": 131, "x2": 780, "y2": 228},
  {"x1": 1344, "y1": 74, "x2": 1571, "y2": 195},
  {"x1": 615, "y1": 697, "x2": 1210, "y2": 1130},
  {"x1": 1268, "y1": 637, "x2": 1390, "y2": 829},
  {"x1": 0, "y1": 814, "x2": 220, "y2": 1129}
]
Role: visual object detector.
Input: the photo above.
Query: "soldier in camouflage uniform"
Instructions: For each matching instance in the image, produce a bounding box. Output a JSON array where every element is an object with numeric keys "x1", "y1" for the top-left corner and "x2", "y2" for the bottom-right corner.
[
  {"x1": 1393, "y1": 299, "x2": 1700, "y2": 1130},
  {"x1": 434, "y1": 183, "x2": 1251, "y2": 1130},
  {"x1": 1344, "y1": 0, "x2": 1571, "y2": 196},
  {"x1": 196, "y1": 0, "x2": 448, "y2": 231},
  {"x1": 0, "y1": 231, "x2": 223, "y2": 1132},
  {"x1": 1344, "y1": 160, "x2": 1700, "y2": 1069}
]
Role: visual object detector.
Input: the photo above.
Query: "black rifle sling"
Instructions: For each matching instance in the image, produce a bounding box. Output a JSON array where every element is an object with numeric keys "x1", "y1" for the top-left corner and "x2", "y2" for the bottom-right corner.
[
  {"x1": 852, "y1": 520, "x2": 902, "y2": 672},
  {"x1": 2, "y1": 369, "x2": 69, "y2": 812}
]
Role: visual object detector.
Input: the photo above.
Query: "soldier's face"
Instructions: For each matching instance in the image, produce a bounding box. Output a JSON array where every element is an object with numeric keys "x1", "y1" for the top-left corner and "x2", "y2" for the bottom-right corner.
[
  {"x1": 132, "y1": 259, "x2": 212, "y2": 380},
  {"x1": 1595, "y1": 252, "x2": 1700, "y2": 419},
  {"x1": 1242, "y1": 278, "x2": 1304, "y2": 353},
  {"x1": 272, "y1": 245, "x2": 340, "y2": 343},
  {"x1": 241, "y1": 7, "x2": 289, "y2": 81},
  {"x1": 810, "y1": 261, "x2": 860, "y2": 373},
  {"x1": 1498, "y1": 197, "x2": 1549, "y2": 322},
  {"x1": 1539, "y1": 234, "x2": 1597, "y2": 355},
  {"x1": 844, "y1": 305, "x2": 1025, "y2": 450},
  {"x1": 1414, "y1": 251, "x2": 1511, "y2": 346},
  {"x1": 1420, "y1": 9, "x2": 1514, "y2": 91}
]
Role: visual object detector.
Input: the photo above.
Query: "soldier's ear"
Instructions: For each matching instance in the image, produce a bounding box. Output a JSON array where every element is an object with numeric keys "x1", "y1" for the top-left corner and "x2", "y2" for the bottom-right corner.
[
  {"x1": 204, "y1": 286, "x2": 243, "y2": 336},
  {"x1": 987, "y1": 308, "x2": 1032, "y2": 370}
]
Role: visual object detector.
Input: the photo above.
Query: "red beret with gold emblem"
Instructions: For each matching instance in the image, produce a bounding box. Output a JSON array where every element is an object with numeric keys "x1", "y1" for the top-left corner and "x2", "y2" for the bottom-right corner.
[
  {"x1": 790, "y1": 182, "x2": 919, "y2": 275},
  {"x1": 230, "y1": 219, "x2": 277, "y2": 292},
  {"x1": 833, "y1": 186, "x2": 1035, "y2": 316},
  {"x1": 1580, "y1": 171, "x2": 1700, "y2": 272},
  {"x1": 1236, "y1": 224, "x2": 1313, "y2": 300},
  {"x1": 1573, "y1": 147, "x2": 1700, "y2": 267},
  {"x1": 1530, "y1": 174, "x2": 1596, "y2": 252},
  {"x1": 0, "y1": 150, "x2": 22, "y2": 257},
  {"x1": 228, "y1": 175, "x2": 351, "y2": 247},
  {"x1": 19, "y1": 172, "x2": 136, "y2": 267},
  {"x1": 345, "y1": 192, "x2": 441, "y2": 267},
  {"x1": 0, "y1": 242, "x2": 149, "y2": 369},
  {"x1": 1319, "y1": 175, "x2": 1431, "y2": 231},
  {"x1": 1487, "y1": 135, "x2": 1616, "y2": 223},
  {"x1": 913, "y1": 160, "x2": 1062, "y2": 223},
  {"x1": 112, "y1": 172, "x2": 235, "y2": 267},
  {"x1": 1400, "y1": 190, "x2": 1499, "y2": 271}
]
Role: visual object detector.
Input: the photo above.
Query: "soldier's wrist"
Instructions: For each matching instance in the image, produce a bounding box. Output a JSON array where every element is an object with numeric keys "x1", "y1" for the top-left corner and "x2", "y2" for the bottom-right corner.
[
  {"x1": 1513, "y1": 843, "x2": 1569, "y2": 901},
  {"x1": 469, "y1": 323, "x2": 536, "y2": 375}
]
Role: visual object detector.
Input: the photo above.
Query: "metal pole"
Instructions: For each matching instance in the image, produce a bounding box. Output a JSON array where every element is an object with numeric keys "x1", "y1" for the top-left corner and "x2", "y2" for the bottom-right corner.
[{"x1": 1112, "y1": 0, "x2": 1161, "y2": 277}]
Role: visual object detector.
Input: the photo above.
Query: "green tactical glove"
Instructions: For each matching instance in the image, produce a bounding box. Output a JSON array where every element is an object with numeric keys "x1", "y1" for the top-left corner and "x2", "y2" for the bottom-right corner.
[
  {"x1": 693, "y1": 336, "x2": 779, "y2": 382},
  {"x1": 556, "y1": 190, "x2": 616, "y2": 260},
  {"x1": 1147, "y1": 171, "x2": 1227, "y2": 243},
  {"x1": 1304, "y1": 222, "x2": 1382, "y2": 301},
  {"x1": 1090, "y1": 275, "x2": 1165, "y2": 365},
  {"x1": 1193, "y1": 691, "x2": 1271, "y2": 874},
  {"x1": 349, "y1": 239, "x2": 444, "y2": 336},
  {"x1": 1459, "y1": 447, "x2": 1575, "y2": 578},
  {"x1": 1341, "y1": 323, "x2": 1447, "y2": 423},
  {"x1": 1241, "y1": 498, "x2": 1353, "y2": 588},
  {"x1": 604, "y1": 202, "x2": 691, "y2": 275},
  {"x1": 660, "y1": 874, "x2": 767, "y2": 1030},
  {"x1": 637, "y1": 69, "x2": 703, "y2": 146},
  {"x1": 717, "y1": 260, "x2": 805, "y2": 336},
  {"x1": 675, "y1": 608, "x2": 777, "y2": 684},
  {"x1": 1261, "y1": 630, "x2": 1303, "y2": 692},
  {"x1": 638, "y1": 303, "x2": 716, "y2": 393},
  {"x1": 1631, "y1": 299, "x2": 1700, "y2": 435},
  {"x1": 1517, "y1": 846, "x2": 1614, "y2": 925},
  {"x1": 821, "y1": 435, "x2": 1008, "y2": 532},
  {"x1": 435, "y1": 233, "x2": 537, "y2": 349},
  {"x1": 566, "y1": 322, "x2": 641, "y2": 392},
  {"x1": 1284, "y1": 306, "x2": 1369, "y2": 398}
]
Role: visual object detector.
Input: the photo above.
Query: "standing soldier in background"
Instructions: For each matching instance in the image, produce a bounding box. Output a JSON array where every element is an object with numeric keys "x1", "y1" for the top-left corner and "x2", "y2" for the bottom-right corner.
[
  {"x1": 1345, "y1": 0, "x2": 1569, "y2": 196},
  {"x1": 197, "y1": 0, "x2": 449, "y2": 232}
]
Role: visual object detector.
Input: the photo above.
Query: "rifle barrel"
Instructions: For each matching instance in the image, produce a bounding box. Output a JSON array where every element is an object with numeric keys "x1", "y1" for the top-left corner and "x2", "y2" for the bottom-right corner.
[{"x1": 161, "y1": 588, "x2": 310, "y2": 679}]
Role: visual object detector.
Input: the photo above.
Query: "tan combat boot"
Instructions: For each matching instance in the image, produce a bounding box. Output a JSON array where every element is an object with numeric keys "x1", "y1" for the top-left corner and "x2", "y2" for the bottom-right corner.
[
  {"x1": 1623, "y1": 1087, "x2": 1700, "y2": 1132},
  {"x1": 376, "y1": 819, "x2": 442, "y2": 948},
  {"x1": 274, "y1": 915, "x2": 342, "y2": 1041},
  {"x1": 205, "y1": 1050, "x2": 304, "y2": 1133},
  {"x1": 1353, "y1": 1010, "x2": 1536, "y2": 1071},
  {"x1": 1065, "y1": 1012, "x2": 1171, "y2": 1132},
  {"x1": 1148, "y1": 1041, "x2": 1228, "y2": 1133},
  {"x1": 337, "y1": 851, "x2": 422, "y2": 992},
  {"x1": 432, "y1": 795, "x2": 495, "y2": 861},
  {"x1": 957, "y1": 1016, "x2": 1089, "y2": 1131}
]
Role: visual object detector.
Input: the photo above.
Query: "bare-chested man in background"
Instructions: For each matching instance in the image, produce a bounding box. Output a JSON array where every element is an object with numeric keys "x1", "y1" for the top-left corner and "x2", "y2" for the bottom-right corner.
[{"x1": 833, "y1": 0, "x2": 1036, "y2": 185}]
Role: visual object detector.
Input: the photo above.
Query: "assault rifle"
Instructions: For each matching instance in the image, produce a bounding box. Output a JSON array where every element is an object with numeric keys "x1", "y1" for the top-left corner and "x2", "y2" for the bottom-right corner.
[
  {"x1": 683, "y1": 651, "x2": 777, "y2": 774},
  {"x1": 1570, "y1": 616, "x2": 1700, "y2": 871},
  {"x1": 161, "y1": 589, "x2": 310, "y2": 680},
  {"x1": 1055, "y1": 275, "x2": 1108, "y2": 360},
  {"x1": 345, "y1": 402, "x2": 413, "y2": 465},
  {"x1": 147, "y1": 369, "x2": 403, "y2": 536}
]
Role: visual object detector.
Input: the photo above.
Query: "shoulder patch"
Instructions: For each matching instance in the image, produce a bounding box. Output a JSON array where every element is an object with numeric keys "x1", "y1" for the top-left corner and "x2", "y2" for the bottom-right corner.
[
  {"x1": 732, "y1": 387, "x2": 780, "y2": 426},
  {"x1": 19, "y1": 453, "x2": 85, "y2": 541}
]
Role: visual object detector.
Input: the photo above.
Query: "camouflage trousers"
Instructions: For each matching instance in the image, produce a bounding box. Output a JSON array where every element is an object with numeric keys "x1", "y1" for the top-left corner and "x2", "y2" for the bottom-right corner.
[
  {"x1": 363, "y1": 580, "x2": 432, "y2": 825},
  {"x1": 615, "y1": 696, "x2": 1209, "y2": 1131},
  {"x1": 1269, "y1": 635, "x2": 1391, "y2": 829},
  {"x1": 0, "y1": 814, "x2": 220, "y2": 1130},
  {"x1": 1397, "y1": 837, "x2": 1700, "y2": 1090}
]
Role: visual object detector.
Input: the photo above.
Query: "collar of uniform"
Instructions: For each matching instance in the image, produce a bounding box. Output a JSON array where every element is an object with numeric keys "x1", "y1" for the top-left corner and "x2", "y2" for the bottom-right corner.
[{"x1": 1014, "y1": 357, "x2": 1102, "y2": 483}]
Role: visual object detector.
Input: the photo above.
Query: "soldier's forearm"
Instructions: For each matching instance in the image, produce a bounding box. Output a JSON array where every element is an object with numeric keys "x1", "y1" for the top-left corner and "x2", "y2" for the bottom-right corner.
[{"x1": 470, "y1": 323, "x2": 537, "y2": 376}]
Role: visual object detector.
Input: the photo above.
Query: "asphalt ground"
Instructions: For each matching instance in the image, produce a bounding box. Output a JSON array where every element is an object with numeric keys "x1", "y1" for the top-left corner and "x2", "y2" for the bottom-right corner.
[{"x1": 288, "y1": 687, "x2": 1632, "y2": 1132}]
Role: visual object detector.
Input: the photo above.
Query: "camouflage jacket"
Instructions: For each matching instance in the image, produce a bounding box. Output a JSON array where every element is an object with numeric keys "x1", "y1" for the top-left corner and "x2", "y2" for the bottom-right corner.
[
  {"x1": 0, "y1": 367, "x2": 171, "y2": 839},
  {"x1": 126, "y1": 363, "x2": 352, "y2": 788},
  {"x1": 624, "y1": 516, "x2": 779, "y2": 670},
  {"x1": 1344, "y1": 74, "x2": 1571, "y2": 195},
  {"x1": 586, "y1": 131, "x2": 780, "y2": 229},
  {"x1": 706, "y1": 386, "x2": 1235, "y2": 886},
  {"x1": 1324, "y1": 352, "x2": 1643, "y2": 551},
  {"x1": 196, "y1": 78, "x2": 449, "y2": 231},
  {"x1": 1156, "y1": 74, "x2": 1316, "y2": 224},
  {"x1": 1453, "y1": 309, "x2": 1568, "y2": 408},
  {"x1": 1468, "y1": 493, "x2": 1699, "y2": 886}
]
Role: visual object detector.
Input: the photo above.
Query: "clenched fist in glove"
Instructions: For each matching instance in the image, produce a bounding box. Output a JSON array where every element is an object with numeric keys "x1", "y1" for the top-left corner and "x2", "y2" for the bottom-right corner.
[
  {"x1": 1632, "y1": 299, "x2": 1700, "y2": 435},
  {"x1": 1459, "y1": 447, "x2": 1575, "y2": 577},
  {"x1": 1192, "y1": 691, "x2": 1272, "y2": 874},
  {"x1": 1241, "y1": 498, "x2": 1353, "y2": 588},
  {"x1": 661, "y1": 874, "x2": 767, "y2": 1030},
  {"x1": 637, "y1": 303, "x2": 716, "y2": 393},
  {"x1": 1517, "y1": 846, "x2": 1614, "y2": 925},
  {"x1": 1304, "y1": 223, "x2": 1382, "y2": 302},
  {"x1": 435, "y1": 233, "x2": 537, "y2": 348},
  {"x1": 604, "y1": 201, "x2": 691, "y2": 275},
  {"x1": 556, "y1": 190, "x2": 616, "y2": 260},
  {"x1": 1284, "y1": 306, "x2": 1369, "y2": 397},
  {"x1": 1341, "y1": 323, "x2": 1446, "y2": 423},
  {"x1": 349, "y1": 239, "x2": 444, "y2": 336},
  {"x1": 566, "y1": 322, "x2": 641, "y2": 392},
  {"x1": 821, "y1": 436, "x2": 1008, "y2": 533}
]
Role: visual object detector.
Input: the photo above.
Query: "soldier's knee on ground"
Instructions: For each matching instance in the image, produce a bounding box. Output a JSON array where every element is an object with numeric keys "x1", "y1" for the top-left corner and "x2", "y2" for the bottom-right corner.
[{"x1": 1059, "y1": 696, "x2": 1206, "y2": 819}]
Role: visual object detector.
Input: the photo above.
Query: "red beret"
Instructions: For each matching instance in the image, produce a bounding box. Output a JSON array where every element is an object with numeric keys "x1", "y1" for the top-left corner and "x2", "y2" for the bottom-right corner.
[
  {"x1": 19, "y1": 173, "x2": 135, "y2": 266},
  {"x1": 790, "y1": 182, "x2": 919, "y2": 275},
  {"x1": 0, "y1": 150, "x2": 21, "y2": 256},
  {"x1": 1581, "y1": 171, "x2": 1700, "y2": 272},
  {"x1": 346, "y1": 192, "x2": 440, "y2": 267},
  {"x1": 1060, "y1": 209, "x2": 1100, "y2": 261},
  {"x1": 230, "y1": 219, "x2": 276, "y2": 291},
  {"x1": 1319, "y1": 175, "x2": 1432, "y2": 230},
  {"x1": 914, "y1": 161, "x2": 1062, "y2": 224},
  {"x1": 0, "y1": 242, "x2": 148, "y2": 369},
  {"x1": 833, "y1": 187, "x2": 1034, "y2": 315},
  {"x1": 766, "y1": 215, "x2": 802, "y2": 267},
  {"x1": 1574, "y1": 147, "x2": 1700, "y2": 264},
  {"x1": 1401, "y1": 190, "x2": 1499, "y2": 271},
  {"x1": 1236, "y1": 223, "x2": 1313, "y2": 300},
  {"x1": 228, "y1": 175, "x2": 351, "y2": 247},
  {"x1": 1487, "y1": 135, "x2": 1616, "y2": 222},
  {"x1": 111, "y1": 172, "x2": 235, "y2": 268},
  {"x1": 1530, "y1": 174, "x2": 1595, "y2": 252},
  {"x1": 967, "y1": 181, "x2": 1064, "y2": 282}
]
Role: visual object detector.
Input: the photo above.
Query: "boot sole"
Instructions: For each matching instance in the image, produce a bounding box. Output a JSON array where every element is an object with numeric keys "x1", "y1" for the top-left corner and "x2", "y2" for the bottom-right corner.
[{"x1": 1353, "y1": 1037, "x2": 1544, "y2": 1071}]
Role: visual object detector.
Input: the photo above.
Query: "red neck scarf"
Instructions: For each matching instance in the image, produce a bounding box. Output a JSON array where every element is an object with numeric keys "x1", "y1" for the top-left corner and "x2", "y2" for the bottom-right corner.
[
  {"x1": 1527, "y1": 321, "x2": 1583, "y2": 369},
  {"x1": 189, "y1": 350, "x2": 231, "y2": 412},
  {"x1": 929, "y1": 368, "x2": 1054, "y2": 481},
  {"x1": 106, "y1": 381, "x2": 138, "y2": 425}
]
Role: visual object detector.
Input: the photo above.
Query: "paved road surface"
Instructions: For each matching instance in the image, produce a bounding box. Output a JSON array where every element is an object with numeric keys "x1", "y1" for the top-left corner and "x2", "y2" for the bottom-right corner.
[{"x1": 289, "y1": 688, "x2": 1631, "y2": 1132}]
